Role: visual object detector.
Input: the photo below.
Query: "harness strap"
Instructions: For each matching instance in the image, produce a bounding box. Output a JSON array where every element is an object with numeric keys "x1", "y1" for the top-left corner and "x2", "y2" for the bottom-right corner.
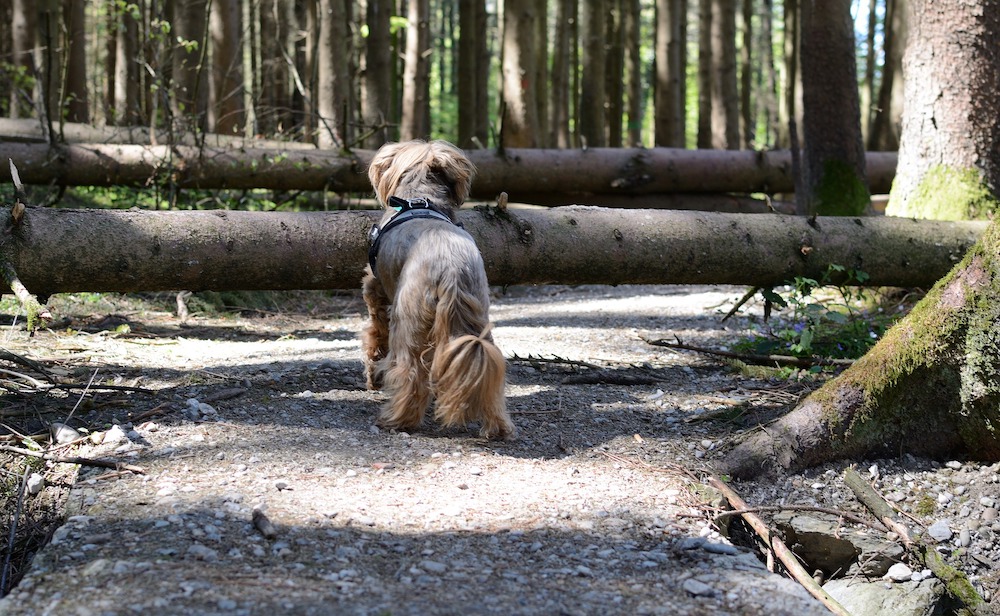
[{"x1": 367, "y1": 197, "x2": 458, "y2": 277}]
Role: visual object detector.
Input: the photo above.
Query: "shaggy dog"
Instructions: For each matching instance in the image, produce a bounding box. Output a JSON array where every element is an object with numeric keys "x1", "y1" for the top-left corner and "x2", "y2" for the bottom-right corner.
[{"x1": 361, "y1": 140, "x2": 515, "y2": 440}]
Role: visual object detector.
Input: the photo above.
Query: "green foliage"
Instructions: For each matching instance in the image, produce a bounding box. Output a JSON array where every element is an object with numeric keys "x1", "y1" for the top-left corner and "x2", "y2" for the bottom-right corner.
[{"x1": 735, "y1": 265, "x2": 902, "y2": 362}]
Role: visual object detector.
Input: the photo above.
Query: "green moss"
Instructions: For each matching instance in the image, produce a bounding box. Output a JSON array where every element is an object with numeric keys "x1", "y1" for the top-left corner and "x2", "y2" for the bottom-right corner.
[
  {"x1": 814, "y1": 159, "x2": 870, "y2": 216},
  {"x1": 887, "y1": 165, "x2": 999, "y2": 220}
]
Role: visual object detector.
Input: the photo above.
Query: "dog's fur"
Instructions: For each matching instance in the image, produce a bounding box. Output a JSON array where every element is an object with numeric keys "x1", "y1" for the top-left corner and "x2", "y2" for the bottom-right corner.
[{"x1": 361, "y1": 140, "x2": 515, "y2": 440}]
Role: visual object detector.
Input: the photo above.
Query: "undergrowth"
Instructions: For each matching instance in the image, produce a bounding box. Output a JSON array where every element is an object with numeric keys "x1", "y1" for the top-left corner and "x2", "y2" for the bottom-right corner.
[{"x1": 734, "y1": 265, "x2": 913, "y2": 372}]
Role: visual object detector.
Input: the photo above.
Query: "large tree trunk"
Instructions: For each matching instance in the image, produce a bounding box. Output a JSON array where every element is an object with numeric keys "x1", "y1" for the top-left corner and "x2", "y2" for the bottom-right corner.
[
  {"x1": 500, "y1": 0, "x2": 540, "y2": 148},
  {"x1": 457, "y1": 0, "x2": 488, "y2": 149},
  {"x1": 0, "y1": 206, "x2": 985, "y2": 297},
  {"x1": 654, "y1": 0, "x2": 685, "y2": 147},
  {"x1": 62, "y1": 0, "x2": 89, "y2": 123},
  {"x1": 799, "y1": 0, "x2": 869, "y2": 216},
  {"x1": 579, "y1": 0, "x2": 607, "y2": 147},
  {"x1": 0, "y1": 142, "x2": 898, "y2": 196},
  {"x1": 171, "y1": 0, "x2": 210, "y2": 132},
  {"x1": 867, "y1": 0, "x2": 907, "y2": 152},
  {"x1": 709, "y1": 0, "x2": 739, "y2": 149},
  {"x1": 400, "y1": 0, "x2": 431, "y2": 140},
  {"x1": 886, "y1": 1, "x2": 1000, "y2": 220},
  {"x1": 315, "y1": 0, "x2": 350, "y2": 148},
  {"x1": 722, "y1": 219, "x2": 1000, "y2": 478},
  {"x1": 209, "y1": 0, "x2": 245, "y2": 135}
]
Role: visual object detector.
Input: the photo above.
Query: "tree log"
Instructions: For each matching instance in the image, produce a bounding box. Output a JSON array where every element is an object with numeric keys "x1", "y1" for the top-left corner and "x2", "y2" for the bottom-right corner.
[
  {"x1": 721, "y1": 220, "x2": 1000, "y2": 478},
  {"x1": 0, "y1": 206, "x2": 985, "y2": 296},
  {"x1": 0, "y1": 142, "x2": 897, "y2": 198}
]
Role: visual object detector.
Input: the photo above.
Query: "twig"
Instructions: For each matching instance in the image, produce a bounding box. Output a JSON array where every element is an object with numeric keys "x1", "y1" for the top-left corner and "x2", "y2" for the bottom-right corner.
[
  {"x1": 721, "y1": 286, "x2": 761, "y2": 322},
  {"x1": 707, "y1": 475, "x2": 852, "y2": 616},
  {"x1": 640, "y1": 335, "x2": 855, "y2": 369},
  {"x1": 508, "y1": 353, "x2": 602, "y2": 371},
  {"x1": 0, "y1": 445, "x2": 145, "y2": 475},
  {"x1": 842, "y1": 467, "x2": 989, "y2": 615}
]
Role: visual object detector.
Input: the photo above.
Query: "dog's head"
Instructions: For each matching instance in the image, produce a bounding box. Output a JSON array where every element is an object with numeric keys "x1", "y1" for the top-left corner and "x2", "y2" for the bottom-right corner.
[{"x1": 367, "y1": 140, "x2": 476, "y2": 213}]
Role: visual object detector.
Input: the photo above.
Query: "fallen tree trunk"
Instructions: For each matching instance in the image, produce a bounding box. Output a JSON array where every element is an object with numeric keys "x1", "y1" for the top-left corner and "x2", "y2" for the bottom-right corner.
[
  {"x1": 0, "y1": 142, "x2": 897, "y2": 197},
  {"x1": 0, "y1": 205, "x2": 985, "y2": 297},
  {"x1": 721, "y1": 220, "x2": 1000, "y2": 478}
]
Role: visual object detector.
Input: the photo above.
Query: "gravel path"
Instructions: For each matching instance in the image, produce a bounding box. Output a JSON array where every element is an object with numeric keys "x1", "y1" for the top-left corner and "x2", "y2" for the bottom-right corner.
[{"x1": 0, "y1": 285, "x2": 995, "y2": 614}]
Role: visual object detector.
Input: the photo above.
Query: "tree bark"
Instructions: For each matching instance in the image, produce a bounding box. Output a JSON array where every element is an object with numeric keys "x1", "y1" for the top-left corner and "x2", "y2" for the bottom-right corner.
[
  {"x1": 696, "y1": 0, "x2": 712, "y2": 148},
  {"x1": 315, "y1": 0, "x2": 350, "y2": 148},
  {"x1": 9, "y1": 0, "x2": 37, "y2": 120},
  {"x1": 400, "y1": 0, "x2": 431, "y2": 140},
  {"x1": 887, "y1": 0, "x2": 1000, "y2": 220},
  {"x1": 62, "y1": 0, "x2": 89, "y2": 123},
  {"x1": 799, "y1": 0, "x2": 869, "y2": 216},
  {"x1": 710, "y1": 0, "x2": 739, "y2": 149},
  {"x1": 721, "y1": 219, "x2": 1000, "y2": 478},
  {"x1": 0, "y1": 206, "x2": 984, "y2": 297},
  {"x1": 548, "y1": 0, "x2": 575, "y2": 148},
  {"x1": 579, "y1": 0, "x2": 606, "y2": 147},
  {"x1": 623, "y1": 0, "x2": 642, "y2": 147},
  {"x1": 867, "y1": 0, "x2": 907, "y2": 152},
  {"x1": 653, "y1": 0, "x2": 687, "y2": 148},
  {"x1": 171, "y1": 0, "x2": 210, "y2": 132},
  {"x1": 500, "y1": 0, "x2": 540, "y2": 148},
  {"x1": 457, "y1": 0, "x2": 488, "y2": 149},
  {"x1": 0, "y1": 142, "x2": 898, "y2": 196},
  {"x1": 209, "y1": 0, "x2": 245, "y2": 135}
]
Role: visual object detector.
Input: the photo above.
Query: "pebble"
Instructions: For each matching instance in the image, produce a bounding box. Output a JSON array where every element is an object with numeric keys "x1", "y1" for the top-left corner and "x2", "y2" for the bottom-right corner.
[
  {"x1": 983, "y1": 508, "x2": 998, "y2": 523},
  {"x1": 927, "y1": 520, "x2": 953, "y2": 542},
  {"x1": 682, "y1": 578, "x2": 716, "y2": 597},
  {"x1": 959, "y1": 529, "x2": 972, "y2": 547},
  {"x1": 885, "y1": 562, "x2": 913, "y2": 581},
  {"x1": 26, "y1": 473, "x2": 45, "y2": 496}
]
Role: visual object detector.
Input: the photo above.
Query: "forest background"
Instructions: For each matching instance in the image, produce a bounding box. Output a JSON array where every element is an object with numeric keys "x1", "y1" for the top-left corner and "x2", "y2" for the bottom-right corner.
[{"x1": 0, "y1": 0, "x2": 903, "y2": 175}]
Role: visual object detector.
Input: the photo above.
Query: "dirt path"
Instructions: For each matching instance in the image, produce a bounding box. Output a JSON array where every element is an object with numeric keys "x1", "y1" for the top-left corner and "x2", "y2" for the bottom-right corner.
[{"x1": 0, "y1": 286, "x2": 860, "y2": 614}]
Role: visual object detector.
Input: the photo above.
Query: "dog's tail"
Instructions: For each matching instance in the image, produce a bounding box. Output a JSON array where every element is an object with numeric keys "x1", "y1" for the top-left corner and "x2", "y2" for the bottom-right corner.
[{"x1": 430, "y1": 285, "x2": 514, "y2": 439}]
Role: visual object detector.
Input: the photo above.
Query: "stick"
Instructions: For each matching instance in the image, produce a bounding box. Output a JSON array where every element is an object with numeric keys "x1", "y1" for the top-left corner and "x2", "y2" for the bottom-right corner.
[
  {"x1": 842, "y1": 468, "x2": 989, "y2": 616},
  {"x1": 640, "y1": 335, "x2": 855, "y2": 369},
  {"x1": 0, "y1": 444, "x2": 145, "y2": 474},
  {"x1": 707, "y1": 475, "x2": 852, "y2": 616}
]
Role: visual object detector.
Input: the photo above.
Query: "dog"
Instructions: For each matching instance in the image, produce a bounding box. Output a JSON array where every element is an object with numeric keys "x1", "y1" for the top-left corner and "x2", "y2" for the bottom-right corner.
[{"x1": 361, "y1": 140, "x2": 515, "y2": 440}]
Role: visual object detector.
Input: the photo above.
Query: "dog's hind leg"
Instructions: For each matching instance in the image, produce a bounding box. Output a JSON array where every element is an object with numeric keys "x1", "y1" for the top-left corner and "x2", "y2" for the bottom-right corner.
[
  {"x1": 378, "y1": 338, "x2": 432, "y2": 432},
  {"x1": 361, "y1": 272, "x2": 390, "y2": 390}
]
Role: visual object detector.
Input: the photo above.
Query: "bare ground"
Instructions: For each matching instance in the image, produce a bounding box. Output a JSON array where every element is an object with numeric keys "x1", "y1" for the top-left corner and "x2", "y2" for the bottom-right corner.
[{"x1": 0, "y1": 285, "x2": 995, "y2": 615}]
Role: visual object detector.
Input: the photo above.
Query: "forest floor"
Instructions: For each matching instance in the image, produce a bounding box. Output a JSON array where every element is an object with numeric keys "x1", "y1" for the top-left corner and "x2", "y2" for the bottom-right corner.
[{"x1": 0, "y1": 285, "x2": 996, "y2": 615}]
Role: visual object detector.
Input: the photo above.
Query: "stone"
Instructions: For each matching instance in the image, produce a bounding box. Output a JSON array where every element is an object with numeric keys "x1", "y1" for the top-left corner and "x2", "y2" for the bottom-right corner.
[
  {"x1": 682, "y1": 578, "x2": 715, "y2": 597},
  {"x1": 825, "y1": 577, "x2": 945, "y2": 616},
  {"x1": 885, "y1": 562, "x2": 913, "y2": 582},
  {"x1": 926, "y1": 520, "x2": 952, "y2": 542}
]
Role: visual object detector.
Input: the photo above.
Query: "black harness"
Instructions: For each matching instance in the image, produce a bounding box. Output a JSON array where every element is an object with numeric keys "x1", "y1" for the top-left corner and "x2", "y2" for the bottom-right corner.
[{"x1": 367, "y1": 196, "x2": 459, "y2": 277}]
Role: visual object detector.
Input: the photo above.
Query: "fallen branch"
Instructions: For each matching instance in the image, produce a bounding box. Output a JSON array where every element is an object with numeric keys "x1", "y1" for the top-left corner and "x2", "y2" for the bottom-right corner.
[
  {"x1": 707, "y1": 475, "x2": 852, "y2": 616},
  {"x1": 641, "y1": 335, "x2": 855, "y2": 369},
  {"x1": 842, "y1": 467, "x2": 989, "y2": 616},
  {"x1": 0, "y1": 444, "x2": 145, "y2": 475}
]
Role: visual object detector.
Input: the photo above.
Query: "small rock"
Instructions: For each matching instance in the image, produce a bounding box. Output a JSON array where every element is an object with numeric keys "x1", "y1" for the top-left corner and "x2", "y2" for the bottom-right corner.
[
  {"x1": 885, "y1": 562, "x2": 913, "y2": 582},
  {"x1": 682, "y1": 578, "x2": 716, "y2": 597},
  {"x1": 927, "y1": 520, "x2": 952, "y2": 542},
  {"x1": 945, "y1": 461, "x2": 963, "y2": 469},
  {"x1": 186, "y1": 543, "x2": 219, "y2": 562},
  {"x1": 701, "y1": 542, "x2": 739, "y2": 555},
  {"x1": 26, "y1": 473, "x2": 45, "y2": 496},
  {"x1": 982, "y1": 508, "x2": 998, "y2": 523},
  {"x1": 50, "y1": 422, "x2": 81, "y2": 444},
  {"x1": 959, "y1": 529, "x2": 972, "y2": 547},
  {"x1": 420, "y1": 560, "x2": 447, "y2": 574}
]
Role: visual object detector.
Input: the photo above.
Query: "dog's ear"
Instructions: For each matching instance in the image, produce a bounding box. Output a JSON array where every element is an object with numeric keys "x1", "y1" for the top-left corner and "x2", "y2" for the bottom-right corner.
[
  {"x1": 429, "y1": 141, "x2": 476, "y2": 205},
  {"x1": 367, "y1": 142, "x2": 405, "y2": 206}
]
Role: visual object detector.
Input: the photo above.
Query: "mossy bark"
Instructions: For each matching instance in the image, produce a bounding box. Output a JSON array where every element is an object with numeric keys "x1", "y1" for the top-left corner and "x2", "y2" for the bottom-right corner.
[{"x1": 722, "y1": 221, "x2": 1000, "y2": 478}]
